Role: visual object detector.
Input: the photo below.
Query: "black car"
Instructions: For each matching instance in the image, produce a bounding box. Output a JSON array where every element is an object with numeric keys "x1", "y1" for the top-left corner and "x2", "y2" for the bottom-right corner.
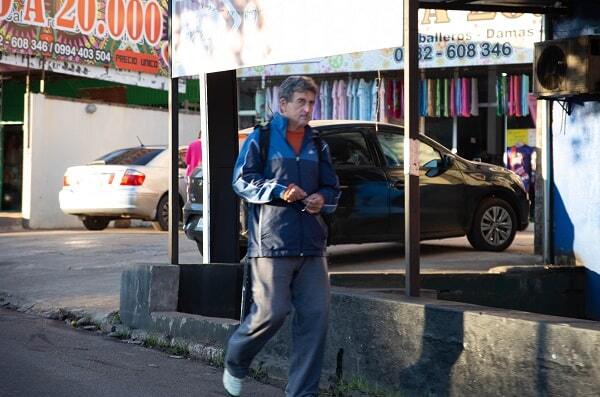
[{"x1": 184, "y1": 121, "x2": 529, "y2": 255}]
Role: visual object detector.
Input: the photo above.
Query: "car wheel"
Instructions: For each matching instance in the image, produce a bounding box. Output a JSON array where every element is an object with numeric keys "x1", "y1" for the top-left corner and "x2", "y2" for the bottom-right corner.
[
  {"x1": 154, "y1": 195, "x2": 184, "y2": 231},
  {"x1": 82, "y1": 216, "x2": 111, "y2": 231},
  {"x1": 467, "y1": 197, "x2": 517, "y2": 252},
  {"x1": 154, "y1": 195, "x2": 170, "y2": 231}
]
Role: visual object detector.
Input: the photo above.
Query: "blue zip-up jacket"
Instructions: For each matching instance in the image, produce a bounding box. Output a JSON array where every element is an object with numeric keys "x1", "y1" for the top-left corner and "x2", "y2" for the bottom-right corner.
[{"x1": 232, "y1": 113, "x2": 340, "y2": 258}]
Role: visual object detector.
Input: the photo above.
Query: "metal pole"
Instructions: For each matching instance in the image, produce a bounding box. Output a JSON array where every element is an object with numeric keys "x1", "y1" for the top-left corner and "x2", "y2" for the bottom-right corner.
[
  {"x1": 404, "y1": 0, "x2": 420, "y2": 297},
  {"x1": 542, "y1": 15, "x2": 554, "y2": 264},
  {"x1": 167, "y1": 0, "x2": 179, "y2": 265},
  {"x1": 199, "y1": 73, "x2": 211, "y2": 263}
]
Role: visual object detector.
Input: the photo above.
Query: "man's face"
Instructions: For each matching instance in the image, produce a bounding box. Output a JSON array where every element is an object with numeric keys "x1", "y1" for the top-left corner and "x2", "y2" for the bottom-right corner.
[{"x1": 279, "y1": 90, "x2": 316, "y2": 129}]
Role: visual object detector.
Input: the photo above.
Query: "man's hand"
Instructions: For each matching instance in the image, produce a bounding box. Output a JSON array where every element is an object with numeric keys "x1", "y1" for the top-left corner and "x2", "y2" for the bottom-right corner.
[
  {"x1": 302, "y1": 193, "x2": 324, "y2": 214},
  {"x1": 282, "y1": 183, "x2": 307, "y2": 203}
]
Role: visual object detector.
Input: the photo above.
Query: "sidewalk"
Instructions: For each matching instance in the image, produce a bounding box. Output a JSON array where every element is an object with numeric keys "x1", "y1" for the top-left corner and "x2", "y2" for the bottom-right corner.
[
  {"x1": 0, "y1": 211, "x2": 24, "y2": 233},
  {"x1": 0, "y1": 228, "x2": 284, "y2": 396}
]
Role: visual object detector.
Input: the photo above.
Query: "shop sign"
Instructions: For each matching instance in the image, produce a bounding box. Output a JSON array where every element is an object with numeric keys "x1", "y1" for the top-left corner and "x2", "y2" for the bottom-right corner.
[
  {"x1": 0, "y1": 0, "x2": 169, "y2": 77},
  {"x1": 172, "y1": 0, "x2": 404, "y2": 77},
  {"x1": 238, "y1": 10, "x2": 542, "y2": 77},
  {"x1": 0, "y1": 51, "x2": 185, "y2": 91},
  {"x1": 507, "y1": 128, "x2": 536, "y2": 147}
]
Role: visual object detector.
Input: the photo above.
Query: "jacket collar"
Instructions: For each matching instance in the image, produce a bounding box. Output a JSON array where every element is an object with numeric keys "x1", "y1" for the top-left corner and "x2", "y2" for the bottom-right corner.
[{"x1": 271, "y1": 112, "x2": 312, "y2": 139}]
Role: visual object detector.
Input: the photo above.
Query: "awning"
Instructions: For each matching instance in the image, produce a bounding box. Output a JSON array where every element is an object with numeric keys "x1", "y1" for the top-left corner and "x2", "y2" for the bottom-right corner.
[{"x1": 420, "y1": 0, "x2": 570, "y2": 14}]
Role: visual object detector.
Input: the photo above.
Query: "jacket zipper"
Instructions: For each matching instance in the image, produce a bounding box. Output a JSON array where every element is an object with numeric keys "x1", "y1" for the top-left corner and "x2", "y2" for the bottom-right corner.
[{"x1": 296, "y1": 154, "x2": 304, "y2": 256}]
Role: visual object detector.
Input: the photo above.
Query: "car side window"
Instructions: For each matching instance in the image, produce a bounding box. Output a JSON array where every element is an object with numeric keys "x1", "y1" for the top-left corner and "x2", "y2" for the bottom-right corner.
[
  {"x1": 323, "y1": 131, "x2": 374, "y2": 167},
  {"x1": 378, "y1": 132, "x2": 442, "y2": 168},
  {"x1": 419, "y1": 141, "x2": 442, "y2": 167},
  {"x1": 378, "y1": 131, "x2": 404, "y2": 167}
]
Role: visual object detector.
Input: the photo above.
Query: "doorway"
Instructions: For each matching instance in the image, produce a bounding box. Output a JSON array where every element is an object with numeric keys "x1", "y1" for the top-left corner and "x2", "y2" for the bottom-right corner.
[{"x1": 1, "y1": 124, "x2": 23, "y2": 211}]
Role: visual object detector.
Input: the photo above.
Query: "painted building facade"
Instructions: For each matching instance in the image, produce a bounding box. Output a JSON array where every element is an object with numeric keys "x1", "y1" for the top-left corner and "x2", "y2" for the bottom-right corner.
[{"x1": 551, "y1": 2, "x2": 600, "y2": 319}]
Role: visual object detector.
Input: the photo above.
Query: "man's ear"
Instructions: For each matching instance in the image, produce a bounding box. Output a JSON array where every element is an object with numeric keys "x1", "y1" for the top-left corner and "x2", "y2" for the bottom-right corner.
[{"x1": 279, "y1": 98, "x2": 287, "y2": 113}]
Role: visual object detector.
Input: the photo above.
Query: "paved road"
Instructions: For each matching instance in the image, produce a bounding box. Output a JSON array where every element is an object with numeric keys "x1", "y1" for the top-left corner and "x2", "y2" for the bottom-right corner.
[
  {"x1": 328, "y1": 228, "x2": 539, "y2": 273},
  {"x1": 0, "y1": 228, "x2": 539, "y2": 317},
  {"x1": 0, "y1": 307, "x2": 282, "y2": 397}
]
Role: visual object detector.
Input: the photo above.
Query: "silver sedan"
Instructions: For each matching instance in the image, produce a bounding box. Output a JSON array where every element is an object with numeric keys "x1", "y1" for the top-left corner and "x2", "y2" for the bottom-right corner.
[{"x1": 59, "y1": 146, "x2": 187, "y2": 230}]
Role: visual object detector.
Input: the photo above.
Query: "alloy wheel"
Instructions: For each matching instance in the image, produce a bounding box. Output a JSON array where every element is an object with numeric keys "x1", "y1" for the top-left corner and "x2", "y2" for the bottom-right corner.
[{"x1": 480, "y1": 206, "x2": 513, "y2": 247}]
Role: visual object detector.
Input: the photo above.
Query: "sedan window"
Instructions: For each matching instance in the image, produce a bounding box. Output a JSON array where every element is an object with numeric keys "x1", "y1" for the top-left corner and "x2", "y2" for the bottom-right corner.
[
  {"x1": 93, "y1": 147, "x2": 163, "y2": 165},
  {"x1": 378, "y1": 131, "x2": 404, "y2": 167},
  {"x1": 324, "y1": 131, "x2": 373, "y2": 167},
  {"x1": 419, "y1": 141, "x2": 442, "y2": 167},
  {"x1": 378, "y1": 132, "x2": 442, "y2": 168}
]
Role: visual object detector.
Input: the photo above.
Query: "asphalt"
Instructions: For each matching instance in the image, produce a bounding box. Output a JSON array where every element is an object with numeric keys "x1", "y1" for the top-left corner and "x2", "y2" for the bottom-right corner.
[
  {"x1": 0, "y1": 212, "x2": 539, "y2": 396},
  {"x1": 0, "y1": 307, "x2": 283, "y2": 397}
]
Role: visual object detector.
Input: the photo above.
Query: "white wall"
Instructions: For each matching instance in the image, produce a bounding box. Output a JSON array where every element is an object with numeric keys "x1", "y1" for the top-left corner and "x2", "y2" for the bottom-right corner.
[{"x1": 22, "y1": 94, "x2": 200, "y2": 229}]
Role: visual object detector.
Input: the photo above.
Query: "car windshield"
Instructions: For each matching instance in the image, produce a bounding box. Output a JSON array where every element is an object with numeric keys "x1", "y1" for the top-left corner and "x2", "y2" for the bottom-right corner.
[{"x1": 92, "y1": 147, "x2": 163, "y2": 165}]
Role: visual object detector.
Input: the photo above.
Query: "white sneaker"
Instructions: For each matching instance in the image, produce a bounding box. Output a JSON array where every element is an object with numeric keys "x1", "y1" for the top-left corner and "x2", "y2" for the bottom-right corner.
[{"x1": 222, "y1": 368, "x2": 243, "y2": 396}]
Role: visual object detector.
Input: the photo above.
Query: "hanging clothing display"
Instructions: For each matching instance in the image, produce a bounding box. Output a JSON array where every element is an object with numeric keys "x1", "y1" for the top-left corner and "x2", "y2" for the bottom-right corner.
[
  {"x1": 496, "y1": 74, "x2": 531, "y2": 117},
  {"x1": 312, "y1": 84, "x2": 321, "y2": 120},
  {"x1": 252, "y1": 74, "x2": 484, "y2": 124},
  {"x1": 378, "y1": 78, "x2": 387, "y2": 123},
  {"x1": 470, "y1": 78, "x2": 479, "y2": 117},
  {"x1": 331, "y1": 80, "x2": 338, "y2": 120},
  {"x1": 370, "y1": 79, "x2": 378, "y2": 121},
  {"x1": 521, "y1": 75, "x2": 530, "y2": 116},
  {"x1": 337, "y1": 79, "x2": 347, "y2": 120}
]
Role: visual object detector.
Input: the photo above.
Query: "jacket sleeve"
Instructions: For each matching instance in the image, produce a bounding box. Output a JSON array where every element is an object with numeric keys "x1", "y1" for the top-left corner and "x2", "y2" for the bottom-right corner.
[
  {"x1": 232, "y1": 130, "x2": 288, "y2": 204},
  {"x1": 316, "y1": 140, "x2": 341, "y2": 214}
]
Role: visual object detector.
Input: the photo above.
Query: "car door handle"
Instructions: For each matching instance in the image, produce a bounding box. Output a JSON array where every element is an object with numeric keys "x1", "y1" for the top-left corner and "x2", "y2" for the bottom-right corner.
[
  {"x1": 339, "y1": 185, "x2": 349, "y2": 189},
  {"x1": 391, "y1": 181, "x2": 403, "y2": 189}
]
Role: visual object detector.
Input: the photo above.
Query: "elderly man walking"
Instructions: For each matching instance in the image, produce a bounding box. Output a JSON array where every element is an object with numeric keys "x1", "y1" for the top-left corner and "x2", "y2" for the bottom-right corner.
[{"x1": 223, "y1": 75, "x2": 340, "y2": 397}]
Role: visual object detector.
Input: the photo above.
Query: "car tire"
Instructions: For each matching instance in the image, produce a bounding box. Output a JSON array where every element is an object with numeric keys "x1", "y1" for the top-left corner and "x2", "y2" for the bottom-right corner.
[
  {"x1": 154, "y1": 194, "x2": 184, "y2": 231},
  {"x1": 467, "y1": 197, "x2": 517, "y2": 252},
  {"x1": 82, "y1": 216, "x2": 111, "y2": 231}
]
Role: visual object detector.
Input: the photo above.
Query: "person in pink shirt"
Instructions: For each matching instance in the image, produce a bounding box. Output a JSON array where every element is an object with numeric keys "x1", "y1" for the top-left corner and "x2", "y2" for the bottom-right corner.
[{"x1": 185, "y1": 132, "x2": 202, "y2": 177}]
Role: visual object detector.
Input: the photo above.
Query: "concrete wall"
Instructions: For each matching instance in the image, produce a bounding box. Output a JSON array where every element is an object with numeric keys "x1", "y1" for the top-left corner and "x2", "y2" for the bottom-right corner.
[
  {"x1": 551, "y1": 2, "x2": 600, "y2": 319},
  {"x1": 121, "y1": 265, "x2": 600, "y2": 397},
  {"x1": 21, "y1": 94, "x2": 200, "y2": 229}
]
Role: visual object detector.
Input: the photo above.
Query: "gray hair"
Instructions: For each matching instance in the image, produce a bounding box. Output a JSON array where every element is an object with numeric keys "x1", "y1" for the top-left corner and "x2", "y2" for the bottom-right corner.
[{"x1": 279, "y1": 76, "x2": 318, "y2": 102}]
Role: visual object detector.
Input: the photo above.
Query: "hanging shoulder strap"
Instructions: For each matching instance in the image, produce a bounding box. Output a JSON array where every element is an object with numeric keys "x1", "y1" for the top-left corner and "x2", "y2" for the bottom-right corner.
[
  {"x1": 256, "y1": 122, "x2": 271, "y2": 164},
  {"x1": 257, "y1": 122, "x2": 324, "y2": 164}
]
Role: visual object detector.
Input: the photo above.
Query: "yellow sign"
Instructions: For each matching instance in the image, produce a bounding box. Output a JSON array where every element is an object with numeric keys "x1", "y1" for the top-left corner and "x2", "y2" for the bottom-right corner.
[{"x1": 506, "y1": 129, "x2": 529, "y2": 147}]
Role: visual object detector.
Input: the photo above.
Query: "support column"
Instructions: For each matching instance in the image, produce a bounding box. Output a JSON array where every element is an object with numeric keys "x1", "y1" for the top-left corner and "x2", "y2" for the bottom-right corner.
[
  {"x1": 168, "y1": 77, "x2": 179, "y2": 265},
  {"x1": 403, "y1": 0, "x2": 420, "y2": 297},
  {"x1": 167, "y1": 0, "x2": 178, "y2": 265},
  {"x1": 202, "y1": 71, "x2": 240, "y2": 264}
]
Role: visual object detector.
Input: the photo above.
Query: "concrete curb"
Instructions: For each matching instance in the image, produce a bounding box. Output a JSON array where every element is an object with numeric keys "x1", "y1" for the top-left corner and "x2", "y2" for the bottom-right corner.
[{"x1": 0, "y1": 291, "x2": 118, "y2": 333}]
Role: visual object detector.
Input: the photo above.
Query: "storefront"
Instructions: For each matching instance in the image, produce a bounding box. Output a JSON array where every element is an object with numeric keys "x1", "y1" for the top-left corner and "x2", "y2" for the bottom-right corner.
[{"x1": 236, "y1": 10, "x2": 539, "y2": 216}]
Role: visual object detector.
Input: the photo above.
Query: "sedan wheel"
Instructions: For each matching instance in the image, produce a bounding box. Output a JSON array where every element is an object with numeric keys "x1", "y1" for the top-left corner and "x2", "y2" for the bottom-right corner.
[
  {"x1": 154, "y1": 195, "x2": 184, "y2": 231},
  {"x1": 467, "y1": 198, "x2": 517, "y2": 252},
  {"x1": 82, "y1": 216, "x2": 111, "y2": 231}
]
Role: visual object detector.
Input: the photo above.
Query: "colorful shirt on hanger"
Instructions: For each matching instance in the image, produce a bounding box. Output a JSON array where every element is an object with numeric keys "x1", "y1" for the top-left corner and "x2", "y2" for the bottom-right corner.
[
  {"x1": 312, "y1": 84, "x2": 321, "y2": 120},
  {"x1": 337, "y1": 79, "x2": 347, "y2": 120},
  {"x1": 352, "y1": 79, "x2": 360, "y2": 120},
  {"x1": 331, "y1": 80, "x2": 338, "y2": 119},
  {"x1": 371, "y1": 79, "x2": 378, "y2": 121},
  {"x1": 471, "y1": 78, "x2": 479, "y2": 117},
  {"x1": 357, "y1": 79, "x2": 372, "y2": 121}
]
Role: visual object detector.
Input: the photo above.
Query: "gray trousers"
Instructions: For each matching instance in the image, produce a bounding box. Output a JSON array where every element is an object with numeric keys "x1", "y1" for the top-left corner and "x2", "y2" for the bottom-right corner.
[{"x1": 225, "y1": 256, "x2": 330, "y2": 397}]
